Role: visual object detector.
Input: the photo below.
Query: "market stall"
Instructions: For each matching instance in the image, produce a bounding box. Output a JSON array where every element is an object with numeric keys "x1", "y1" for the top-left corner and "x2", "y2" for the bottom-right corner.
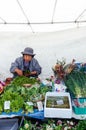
[{"x1": 0, "y1": 60, "x2": 86, "y2": 129}]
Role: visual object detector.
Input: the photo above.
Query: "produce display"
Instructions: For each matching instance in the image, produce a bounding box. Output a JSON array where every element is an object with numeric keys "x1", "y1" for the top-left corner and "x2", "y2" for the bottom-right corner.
[
  {"x1": 52, "y1": 59, "x2": 86, "y2": 98},
  {"x1": 0, "y1": 76, "x2": 52, "y2": 114},
  {"x1": 0, "y1": 59, "x2": 86, "y2": 130},
  {"x1": 0, "y1": 59, "x2": 86, "y2": 127},
  {"x1": 52, "y1": 59, "x2": 86, "y2": 117}
]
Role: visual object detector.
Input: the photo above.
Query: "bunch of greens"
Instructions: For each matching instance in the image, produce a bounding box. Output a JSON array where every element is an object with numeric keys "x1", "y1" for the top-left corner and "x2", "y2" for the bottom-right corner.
[
  {"x1": 0, "y1": 90, "x2": 24, "y2": 113},
  {"x1": 11, "y1": 76, "x2": 38, "y2": 86},
  {"x1": 64, "y1": 70, "x2": 86, "y2": 98}
]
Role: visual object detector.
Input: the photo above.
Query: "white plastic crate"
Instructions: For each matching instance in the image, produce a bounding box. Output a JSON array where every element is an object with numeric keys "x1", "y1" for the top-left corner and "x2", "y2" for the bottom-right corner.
[
  {"x1": 44, "y1": 92, "x2": 72, "y2": 118},
  {"x1": 0, "y1": 118, "x2": 18, "y2": 130}
]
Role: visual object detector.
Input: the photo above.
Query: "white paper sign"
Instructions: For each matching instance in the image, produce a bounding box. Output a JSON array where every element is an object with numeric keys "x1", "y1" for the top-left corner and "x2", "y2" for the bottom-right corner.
[
  {"x1": 4, "y1": 101, "x2": 10, "y2": 110},
  {"x1": 56, "y1": 99, "x2": 64, "y2": 105},
  {"x1": 37, "y1": 101, "x2": 43, "y2": 111}
]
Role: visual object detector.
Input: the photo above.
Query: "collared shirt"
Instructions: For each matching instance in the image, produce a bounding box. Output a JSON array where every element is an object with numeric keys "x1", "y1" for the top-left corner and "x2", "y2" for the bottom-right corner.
[{"x1": 10, "y1": 56, "x2": 42, "y2": 78}]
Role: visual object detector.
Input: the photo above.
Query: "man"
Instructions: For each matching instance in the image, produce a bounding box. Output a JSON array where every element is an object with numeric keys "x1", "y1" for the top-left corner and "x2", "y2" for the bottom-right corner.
[{"x1": 10, "y1": 47, "x2": 42, "y2": 78}]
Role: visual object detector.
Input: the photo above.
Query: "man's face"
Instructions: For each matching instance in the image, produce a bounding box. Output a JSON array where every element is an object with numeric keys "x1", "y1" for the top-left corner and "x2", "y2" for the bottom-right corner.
[{"x1": 23, "y1": 54, "x2": 32, "y2": 62}]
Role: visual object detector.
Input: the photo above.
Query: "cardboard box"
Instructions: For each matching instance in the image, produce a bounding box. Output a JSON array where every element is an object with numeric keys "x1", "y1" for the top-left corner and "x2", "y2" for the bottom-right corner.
[{"x1": 44, "y1": 92, "x2": 72, "y2": 118}]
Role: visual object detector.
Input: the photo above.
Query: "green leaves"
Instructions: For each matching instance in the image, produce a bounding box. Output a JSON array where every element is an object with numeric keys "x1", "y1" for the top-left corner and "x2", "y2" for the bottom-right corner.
[
  {"x1": 64, "y1": 71, "x2": 86, "y2": 98},
  {"x1": 0, "y1": 91, "x2": 24, "y2": 113},
  {"x1": 11, "y1": 76, "x2": 38, "y2": 86}
]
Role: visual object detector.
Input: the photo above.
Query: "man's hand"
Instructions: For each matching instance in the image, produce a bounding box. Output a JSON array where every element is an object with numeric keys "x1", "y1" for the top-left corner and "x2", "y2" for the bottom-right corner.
[
  {"x1": 23, "y1": 71, "x2": 37, "y2": 77},
  {"x1": 15, "y1": 68, "x2": 23, "y2": 76},
  {"x1": 26, "y1": 71, "x2": 37, "y2": 77},
  {"x1": 30, "y1": 71, "x2": 37, "y2": 75}
]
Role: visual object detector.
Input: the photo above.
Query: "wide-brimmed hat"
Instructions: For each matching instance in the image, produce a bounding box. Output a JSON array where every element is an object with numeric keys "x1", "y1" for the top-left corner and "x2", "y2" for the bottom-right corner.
[{"x1": 21, "y1": 47, "x2": 36, "y2": 56}]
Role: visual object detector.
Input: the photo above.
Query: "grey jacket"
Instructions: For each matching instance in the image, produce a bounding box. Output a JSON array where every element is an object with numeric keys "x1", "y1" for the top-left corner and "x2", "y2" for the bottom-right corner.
[{"x1": 10, "y1": 56, "x2": 42, "y2": 77}]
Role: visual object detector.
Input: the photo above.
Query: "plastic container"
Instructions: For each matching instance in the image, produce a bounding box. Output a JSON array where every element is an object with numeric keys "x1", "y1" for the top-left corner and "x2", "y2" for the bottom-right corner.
[
  {"x1": 44, "y1": 92, "x2": 72, "y2": 118},
  {"x1": 0, "y1": 118, "x2": 18, "y2": 130},
  {"x1": 73, "y1": 106, "x2": 86, "y2": 115},
  {"x1": 73, "y1": 98, "x2": 86, "y2": 115}
]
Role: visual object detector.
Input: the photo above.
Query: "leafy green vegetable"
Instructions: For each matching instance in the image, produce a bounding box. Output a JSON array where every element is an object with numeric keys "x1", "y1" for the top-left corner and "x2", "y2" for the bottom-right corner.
[
  {"x1": 0, "y1": 91, "x2": 24, "y2": 113},
  {"x1": 64, "y1": 70, "x2": 86, "y2": 97},
  {"x1": 11, "y1": 76, "x2": 38, "y2": 86}
]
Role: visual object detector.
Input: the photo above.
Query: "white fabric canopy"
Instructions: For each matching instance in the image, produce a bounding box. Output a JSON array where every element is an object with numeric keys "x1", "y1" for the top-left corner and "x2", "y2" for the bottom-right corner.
[{"x1": 0, "y1": 0, "x2": 86, "y2": 32}]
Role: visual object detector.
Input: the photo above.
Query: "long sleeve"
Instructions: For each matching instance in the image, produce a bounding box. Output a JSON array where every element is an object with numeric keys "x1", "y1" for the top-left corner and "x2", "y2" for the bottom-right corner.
[
  {"x1": 29, "y1": 58, "x2": 42, "y2": 75},
  {"x1": 10, "y1": 57, "x2": 23, "y2": 73}
]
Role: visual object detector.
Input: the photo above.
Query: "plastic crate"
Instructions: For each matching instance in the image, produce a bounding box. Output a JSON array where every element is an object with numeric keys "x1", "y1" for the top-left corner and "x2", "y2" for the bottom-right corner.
[
  {"x1": 73, "y1": 98, "x2": 86, "y2": 115},
  {"x1": 0, "y1": 118, "x2": 18, "y2": 130}
]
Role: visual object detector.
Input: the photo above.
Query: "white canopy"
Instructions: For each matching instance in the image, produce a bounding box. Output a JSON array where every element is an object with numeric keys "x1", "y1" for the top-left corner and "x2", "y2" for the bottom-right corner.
[{"x1": 0, "y1": 0, "x2": 86, "y2": 32}]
